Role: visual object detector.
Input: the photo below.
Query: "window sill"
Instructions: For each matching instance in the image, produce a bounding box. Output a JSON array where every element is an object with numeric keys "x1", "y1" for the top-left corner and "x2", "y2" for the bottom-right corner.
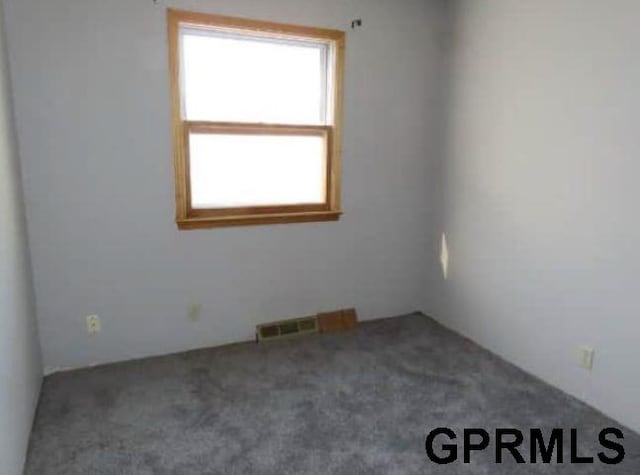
[{"x1": 177, "y1": 210, "x2": 342, "y2": 230}]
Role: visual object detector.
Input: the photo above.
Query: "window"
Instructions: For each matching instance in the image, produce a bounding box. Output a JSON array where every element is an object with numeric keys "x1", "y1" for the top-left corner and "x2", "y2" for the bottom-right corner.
[{"x1": 167, "y1": 10, "x2": 345, "y2": 229}]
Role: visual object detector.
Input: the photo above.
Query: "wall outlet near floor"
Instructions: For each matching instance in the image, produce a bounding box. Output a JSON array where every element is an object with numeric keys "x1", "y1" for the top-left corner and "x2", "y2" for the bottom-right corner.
[
  {"x1": 440, "y1": 232, "x2": 449, "y2": 280},
  {"x1": 577, "y1": 345, "x2": 595, "y2": 370},
  {"x1": 187, "y1": 303, "x2": 202, "y2": 322},
  {"x1": 86, "y1": 315, "x2": 101, "y2": 334}
]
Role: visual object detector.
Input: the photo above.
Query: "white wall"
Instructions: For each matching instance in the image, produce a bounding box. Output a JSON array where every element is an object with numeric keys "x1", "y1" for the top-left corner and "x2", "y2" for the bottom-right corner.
[
  {"x1": 3, "y1": 0, "x2": 446, "y2": 371},
  {"x1": 439, "y1": 0, "x2": 640, "y2": 433},
  {"x1": 0, "y1": 0, "x2": 43, "y2": 473},
  {"x1": 2, "y1": 0, "x2": 638, "y2": 443}
]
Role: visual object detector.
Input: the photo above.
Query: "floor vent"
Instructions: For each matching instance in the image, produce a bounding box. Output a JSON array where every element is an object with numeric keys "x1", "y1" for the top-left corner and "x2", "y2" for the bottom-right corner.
[
  {"x1": 256, "y1": 316, "x2": 319, "y2": 342},
  {"x1": 256, "y1": 308, "x2": 358, "y2": 343}
]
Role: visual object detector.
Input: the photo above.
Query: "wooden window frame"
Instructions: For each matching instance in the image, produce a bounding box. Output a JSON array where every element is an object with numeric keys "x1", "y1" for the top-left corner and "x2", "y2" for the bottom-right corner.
[{"x1": 167, "y1": 9, "x2": 345, "y2": 229}]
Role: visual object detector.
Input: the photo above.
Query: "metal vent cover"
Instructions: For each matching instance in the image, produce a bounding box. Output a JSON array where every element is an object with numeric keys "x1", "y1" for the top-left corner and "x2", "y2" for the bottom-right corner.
[{"x1": 256, "y1": 316, "x2": 319, "y2": 342}]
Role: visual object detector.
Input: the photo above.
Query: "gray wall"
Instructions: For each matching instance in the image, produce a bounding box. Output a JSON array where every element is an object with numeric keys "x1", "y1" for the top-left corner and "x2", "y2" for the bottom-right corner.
[
  {"x1": 0, "y1": 0, "x2": 43, "y2": 473},
  {"x1": 9, "y1": 0, "x2": 636, "y2": 440},
  {"x1": 439, "y1": 0, "x2": 640, "y2": 433},
  {"x1": 3, "y1": 0, "x2": 446, "y2": 371}
]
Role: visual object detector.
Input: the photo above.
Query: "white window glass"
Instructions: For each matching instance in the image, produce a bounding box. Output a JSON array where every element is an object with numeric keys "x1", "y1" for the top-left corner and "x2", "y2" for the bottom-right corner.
[
  {"x1": 188, "y1": 132, "x2": 326, "y2": 208},
  {"x1": 181, "y1": 29, "x2": 327, "y2": 124}
]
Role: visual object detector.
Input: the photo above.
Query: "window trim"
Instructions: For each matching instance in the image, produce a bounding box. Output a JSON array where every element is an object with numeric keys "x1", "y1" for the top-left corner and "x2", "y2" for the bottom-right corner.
[{"x1": 167, "y1": 9, "x2": 345, "y2": 229}]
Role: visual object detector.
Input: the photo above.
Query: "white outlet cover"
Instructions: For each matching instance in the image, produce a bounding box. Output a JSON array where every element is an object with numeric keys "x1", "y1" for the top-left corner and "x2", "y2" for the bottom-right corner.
[
  {"x1": 188, "y1": 303, "x2": 202, "y2": 322},
  {"x1": 440, "y1": 232, "x2": 449, "y2": 280},
  {"x1": 577, "y1": 345, "x2": 594, "y2": 370},
  {"x1": 86, "y1": 314, "x2": 101, "y2": 334}
]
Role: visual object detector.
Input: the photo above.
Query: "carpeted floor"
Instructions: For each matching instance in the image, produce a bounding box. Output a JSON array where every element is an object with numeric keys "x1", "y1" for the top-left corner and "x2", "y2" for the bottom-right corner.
[{"x1": 25, "y1": 313, "x2": 639, "y2": 474}]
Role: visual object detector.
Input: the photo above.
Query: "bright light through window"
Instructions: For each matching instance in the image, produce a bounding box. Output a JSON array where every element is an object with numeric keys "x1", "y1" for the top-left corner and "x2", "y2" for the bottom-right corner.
[
  {"x1": 189, "y1": 132, "x2": 326, "y2": 208},
  {"x1": 182, "y1": 31, "x2": 327, "y2": 125},
  {"x1": 168, "y1": 10, "x2": 344, "y2": 228}
]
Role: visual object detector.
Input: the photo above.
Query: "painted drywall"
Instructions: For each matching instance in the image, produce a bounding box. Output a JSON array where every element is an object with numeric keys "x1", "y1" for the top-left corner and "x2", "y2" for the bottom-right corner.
[
  {"x1": 3, "y1": 0, "x2": 446, "y2": 371},
  {"x1": 0, "y1": 0, "x2": 43, "y2": 472},
  {"x1": 438, "y1": 0, "x2": 640, "y2": 433}
]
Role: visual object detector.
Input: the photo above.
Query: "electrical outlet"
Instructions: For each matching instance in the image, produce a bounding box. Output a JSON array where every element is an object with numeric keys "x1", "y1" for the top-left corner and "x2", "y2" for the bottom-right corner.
[
  {"x1": 577, "y1": 345, "x2": 594, "y2": 370},
  {"x1": 188, "y1": 303, "x2": 202, "y2": 322},
  {"x1": 440, "y1": 232, "x2": 449, "y2": 280},
  {"x1": 86, "y1": 315, "x2": 101, "y2": 334}
]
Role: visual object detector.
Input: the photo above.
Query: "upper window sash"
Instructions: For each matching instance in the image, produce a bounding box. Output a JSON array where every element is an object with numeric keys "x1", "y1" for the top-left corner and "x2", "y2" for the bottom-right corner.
[{"x1": 178, "y1": 26, "x2": 334, "y2": 125}]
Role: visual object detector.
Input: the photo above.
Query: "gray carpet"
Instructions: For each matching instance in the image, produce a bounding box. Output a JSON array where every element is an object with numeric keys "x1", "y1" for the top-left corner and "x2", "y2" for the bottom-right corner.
[{"x1": 25, "y1": 313, "x2": 639, "y2": 474}]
